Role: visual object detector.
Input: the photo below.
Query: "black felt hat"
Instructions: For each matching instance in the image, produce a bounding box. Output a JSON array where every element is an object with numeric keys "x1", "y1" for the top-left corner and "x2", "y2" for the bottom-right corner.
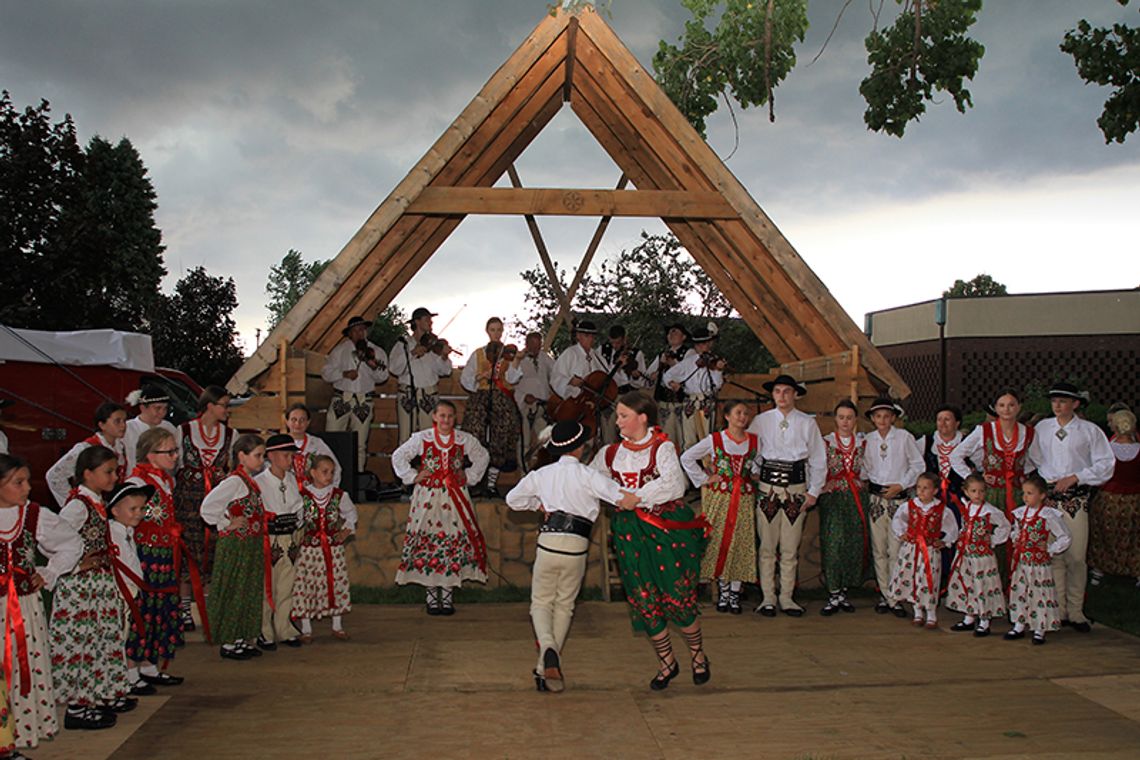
[
  {"x1": 762, "y1": 374, "x2": 807, "y2": 397},
  {"x1": 865, "y1": 397, "x2": 904, "y2": 420},
  {"x1": 690, "y1": 322, "x2": 719, "y2": 343},
  {"x1": 265, "y1": 433, "x2": 299, "y2": 453},
  {"x1": 107, "y1": 478, "x2": 156, "y2": 510},
  {"x1": 546, "y1": 421, "x2": 590, "y2": 455},
  {"x1": 573, "y1": 320, "x2": 599, "y2": 335},
  {"x1": 342, "y1": 315, "x2": 372, "y2": 335},
  {"x1": 409, "y1": 307, "x2": 438, "y2": 324},
  {"x1": 1048, "y1": 382, "x2": 1083, "y2": 403},
  {"x1": 664, "y1": 322, "x2": 691, "y2": 340}
]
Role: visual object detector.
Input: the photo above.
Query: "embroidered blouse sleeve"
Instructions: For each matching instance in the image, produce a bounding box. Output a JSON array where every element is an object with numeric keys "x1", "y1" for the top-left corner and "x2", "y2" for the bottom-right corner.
[
  {"x1": 940, "y1": 508, "x2": 960, "y2": 546},
  {"x1": 590, "y1": 447, "x2": 611, "y2": 477},
  {"x1": 46, "y1": 441, "x2": 87, "y2": 508},
  {"x1": 337, "y1": 491, "x2": 358, "y2": 531},
  {"x1": 890, "y1": 502, "x2": 910, "y2": 539},
  {"x1": 459, "y1": 354, "x2": 479, "y2": 393},
  {"x1": 391, "y1": 433, "x2": 423, "y2": 485},
  {"x1": 902, "y1": 433, "x2": 925, "y2": 489},
  {"x1": 200, "y1": 476, "x2": 248, "y2": 529},
  {"x1": 35, "y1": 508, "x2": 83, "y2": 590},
  {"x1": 58, "y1": 497, "x2": 89, "y2": 532},
  {"x1": 951, "y1": 426, "x2": 984, "y2": 480},
  {"x1": 806, "y1": 420, "x2": 828, "y2": 498},
  {"x1": 1078, "y1": 423, "x2": 1116, "y2": 487},
  {"x1": 679, "y1": 435, "x2": 714, "y2": 488},
  {"x1": 1044, "y1": 508, "x2": 1073, "y2": 555},
  {"x1": 637, "y1": 445, "x2": 687, "y2": 507}
]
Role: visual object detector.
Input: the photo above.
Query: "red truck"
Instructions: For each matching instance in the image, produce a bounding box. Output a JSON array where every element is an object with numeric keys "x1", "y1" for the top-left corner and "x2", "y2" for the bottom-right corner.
[{"x1": 0, "y1": 326, "x2": 202, "y2": 503}]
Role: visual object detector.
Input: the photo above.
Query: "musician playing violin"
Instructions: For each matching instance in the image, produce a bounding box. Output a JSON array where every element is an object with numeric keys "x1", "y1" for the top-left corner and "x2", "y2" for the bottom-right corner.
[
  {"x1": 647, "y1": 323, "x2": 695, "y2": 449},
  {"x1": 510, "y1": 332, "x2": 556, "y2": 471},
  {"x1": 320, "y1": 315, "x2": 389, "y2": 468},
  {"x1": 390, "y1": 306, "x2": 454, "y2": 447},
  {"x1": 599, "y1": 324, "x2": 650, "y2": 444},
  {"x1": 662, "y1": 322, "x2": 726, "y2": 450},
  {"x1": 460, "y1": 317, "x2": 523, "y2": 498}
]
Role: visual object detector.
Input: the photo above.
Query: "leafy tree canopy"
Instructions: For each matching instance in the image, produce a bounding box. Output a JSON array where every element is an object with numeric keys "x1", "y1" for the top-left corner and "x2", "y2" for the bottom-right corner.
[
  {"x1": 265, "y1": 249, "x2": 329, "y2": 329},
  {"x1": 1061, "y1": 0, "x2": 1140, "y2": 144},
  {"x1": 152, "y1": 267, "x2": 244, "y2": 386},
  {"x1": 943, "y1": 273, "x2": 1008, "y2": 298}
]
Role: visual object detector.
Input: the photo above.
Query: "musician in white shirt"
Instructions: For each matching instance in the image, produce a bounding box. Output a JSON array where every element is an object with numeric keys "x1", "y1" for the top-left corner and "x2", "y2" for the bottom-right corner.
[
  {"x1": 388, "y1": 307, "x2": 454, "y2": 447},
  {"x1": 646, "y1": 323, "x2": 695, "y2": 448},
  {"x1": 510, "y1": 332, "x2": 555, "y2": 470},
  {"x1": 550, "y1": 320, "x2": 606, "y2": 401},
  {"x1": 599, "y1": 324, "x2": 650, "y2": 444},
  {"x1": 320, "y1": 315, "x2": 389, "y2": 469},
  {"x1": 662, "y1": 322, "x2": 725, "y2": 451}
]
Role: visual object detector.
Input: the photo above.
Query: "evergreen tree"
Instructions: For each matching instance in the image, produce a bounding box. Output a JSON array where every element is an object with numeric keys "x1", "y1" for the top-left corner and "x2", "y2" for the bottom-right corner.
[
  {"x1": 265, "y1": 249, "x2": 329, "y2": 329},
  {"x1": 152, "y1": 267, "x2": 244, "y2": 386}
]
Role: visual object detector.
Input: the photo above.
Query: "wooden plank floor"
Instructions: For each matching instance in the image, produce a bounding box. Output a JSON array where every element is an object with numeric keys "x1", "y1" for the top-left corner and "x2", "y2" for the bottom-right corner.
[{"x1": 29, "y1": 602, "x2": 1140, "y2": 759}]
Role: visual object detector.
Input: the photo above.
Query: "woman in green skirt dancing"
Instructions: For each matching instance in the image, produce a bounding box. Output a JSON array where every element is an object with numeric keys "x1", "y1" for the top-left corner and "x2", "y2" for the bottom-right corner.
[{"x1": 592, "y1": 393, "x2": 710, "y2": 690}]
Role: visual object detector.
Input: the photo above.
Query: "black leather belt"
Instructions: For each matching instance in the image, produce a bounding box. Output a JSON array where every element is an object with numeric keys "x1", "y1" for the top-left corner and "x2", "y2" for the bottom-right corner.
[
  {"x1": 539, "y1": 511, "x2": 594, "y2": 539},
  {"x1": 1048, "y1": 484, "x2": 1093, "y2": 499},
  {"x1": 868, "y1": 483, "x2": 888, "y2": 496},
  {"x1": 760, "y1": 460, "x2": 806, "y2": 487},
  {"x1": 267, "y1": 513, "x2": 300, "y2": 535}
]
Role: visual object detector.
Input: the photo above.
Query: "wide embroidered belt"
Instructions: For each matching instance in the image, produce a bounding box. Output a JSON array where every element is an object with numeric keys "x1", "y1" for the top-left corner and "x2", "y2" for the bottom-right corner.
[
  {"x1": 266, "y1": 513, "x2": 300, "y2": 535},
  {"x1": 540, "y1": 511, "x2": 595, "y2": 539},
  {"x1": 760, "y1": 460, "x2": 806, "y2": 487}
]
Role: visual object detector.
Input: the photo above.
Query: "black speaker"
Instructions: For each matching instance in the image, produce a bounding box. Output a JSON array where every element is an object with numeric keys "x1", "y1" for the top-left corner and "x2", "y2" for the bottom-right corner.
[{"x1": 313, "y1": 431, "x2": 357, "y2": 494}]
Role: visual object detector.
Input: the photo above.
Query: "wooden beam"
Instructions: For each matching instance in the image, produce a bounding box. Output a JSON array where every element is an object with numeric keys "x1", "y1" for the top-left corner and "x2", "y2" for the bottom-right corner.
[
  {"x1": 508, "y1": 165, "x2": 572, "y2": 319},
  {"x1": 406, "y1": 187, "x2": 736, "y2": 217},
  {"x1": 563, "y1": 16, "x2": 579, "y2": 103}
]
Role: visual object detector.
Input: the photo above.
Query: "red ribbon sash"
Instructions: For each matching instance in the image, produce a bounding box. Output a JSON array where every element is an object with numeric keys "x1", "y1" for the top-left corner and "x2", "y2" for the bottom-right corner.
[
  {"x1": 446, "y1": 474, "x2": 487, "y2": 574},
  {"x1": 261, "y1": 512, "x2": 276, "y2": 612},
  {"x1": 713, "y1": 472, "x2": 744, "y2": 578},
  {"x1": 168, "y1": 522, "x2": 212, "y2": 644},
  {"x1": 844, "y1": 470, "x2": 869, "y2": 559},
  {"x1": 2, "y1": 568, "x2": 31, "y2": 696},
  {"x1": 635, "y1": 509, "x2": 712, "y2": 538}
]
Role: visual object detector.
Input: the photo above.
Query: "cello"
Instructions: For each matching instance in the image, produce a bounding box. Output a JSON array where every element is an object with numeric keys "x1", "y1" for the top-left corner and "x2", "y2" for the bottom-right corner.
[{"x1": 545, "y1": 366, "x2": 620, "y2": 441}]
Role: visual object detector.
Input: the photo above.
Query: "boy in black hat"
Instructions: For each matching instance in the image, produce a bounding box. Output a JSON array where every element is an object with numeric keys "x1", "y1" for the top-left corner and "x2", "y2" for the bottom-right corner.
[
  {"x1": 389, "y1": 307, "x2": 454, "y2": 447},
  {"x1": 506, "y1": 421, "x2": 639, "y2": 692},
  {"x1": 1027, "y1": 382, "x2": 1115, "y2": 632},
  {"x1": 647, "y1": 324, "x2": 694, "y2": 446},
  {"x1": 253, "y1": 434, "x2": 305, "y2": 649},
  {"x1": 320, "y1": 315, "x2": 389, "y2": 468},
  {"x1": 550, "y1": 320, "x2": 607, "y2": 408}
]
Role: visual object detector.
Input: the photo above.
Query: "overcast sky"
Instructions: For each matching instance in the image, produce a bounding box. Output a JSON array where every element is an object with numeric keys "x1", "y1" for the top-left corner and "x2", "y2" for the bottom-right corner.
[{"x1": 4, "y1": 0, "x2": 1138, "y2": 358}]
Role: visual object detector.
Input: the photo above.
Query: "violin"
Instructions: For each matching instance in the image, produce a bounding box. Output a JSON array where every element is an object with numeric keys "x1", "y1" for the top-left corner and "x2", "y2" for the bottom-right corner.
[
  {"x1": 695, "y1": 351, "x2": 728, "y2": 370},
  {"x1": 419, "y1": 331, "x2": 462, "y2": 357},
  {"x1": 354, "y1": 339, "x2": 384, "y2": 369}
]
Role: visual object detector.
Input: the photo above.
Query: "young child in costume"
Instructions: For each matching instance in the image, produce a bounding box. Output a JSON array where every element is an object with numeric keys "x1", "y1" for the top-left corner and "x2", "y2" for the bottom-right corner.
[
  {"x1": 200, "y1": 434, "x2": 268, "y2": 661},
  {"x1": 285, "y1": 403, "x2": 342, "y2": 487},
  {"x1": 45, "y1": 402, "x2": 129, "y2": 507},
  {"x1": 888, "y1": 472, "x2": 959, "y2": 629},
  {"x1": 945, "y1": 474, "x2": 1010, "y2": 637},
  {"x1": 0, "y1": 454, "x2": 82, "y2": 750},
  {"x1": 1006, "y1": 474, "x2": 1072, "y2": 645},
  {"x1": 392, "y1": 401, "x2": 489, "y2": 615},
  {"x1": 50, "y1": 446, "x2": 132, "y2": 731},
  {"x1": 506, "y1": 421, "x2": 637, "y2": 693},
  {"x1": 679, "y1": 400, "x2": 760, "y2": 614},
  {"x1": 105, "y1": 479, "x2": 152, "y2": 697},
  {"x1": 254, "y1": 434, "x2": 305, "y2": 649},
  {"x1": 294, "y1": 455, "x2": 357, "y2": 642}
]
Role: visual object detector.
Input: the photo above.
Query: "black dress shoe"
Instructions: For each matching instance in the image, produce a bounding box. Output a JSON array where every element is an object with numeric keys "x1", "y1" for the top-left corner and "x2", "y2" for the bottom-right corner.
[
  {"x1": 64, "y1": 707, "x2": 117, "y2": 730},
  {"x1": 650, "y1": 660, "x2": 680, "y2": 691},
  {"x1": 974, "y1": 627, "x2": 991, "y2": 638},
  {"x1": 756, "y1": 605, "x2": 777, "y2": 618},
  {"x1": 238, "y1": 643, "x2": 262, "y2": 657},
  {"x1": 874, "y1": 600, "x2": 890, "y2": 614},
  {"x1": 129, "y1": 680, "x2": 157, "y2": 696},
  {"x1": 542, "y1": 648, "x2": 564, "y2": 693},
  {"x1": 691, "y1": 653, "x2": 711, "y2": 686},
  {"x1": 220, "y1": 646, "x2": 252, "y2": 661},
  {"x1": 1004, "y1": 629, "x2": 1026, "y2": 641},
  {"x1": 819, "y1": 602, "x2": 839, "y2": 617},
  {"x1": 533, "y1": 670, "x2": 549, "y2": 692},
  {"x1": 838, "y1": 599, "x2": 855, "y2": 613},
  {"x1": 105, "y1": 697, "x2": 139, "y2": 713},
  {"x1": 1071, "y1": 621, "x2": 1092, "y2": 633},
  {"x1": 280, "y1": 637, "x2": 303, "y2": 648},
  {"x1": 782, "y1": 606, "x2": 804, "y2": 618},
  {"x1": 891, "y1": 605, "x2": 909, "y2": 619},
  {"x1": 950, "y1": 620, "x2": 976, "y2": 632},
  {"x1": 256, "y1": 636, "x2": 278, "y2": 651},
  {"x1": 140, "y1": 672, "x2": 184, "y2": 686},
  {"x1": 1032, "y1": 632, "x2": 1047, "y2": 645}
]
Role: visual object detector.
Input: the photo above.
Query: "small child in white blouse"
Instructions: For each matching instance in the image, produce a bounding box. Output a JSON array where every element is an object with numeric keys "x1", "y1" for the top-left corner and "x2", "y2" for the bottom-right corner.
[
  {"x1": 888, "y1": 472, "x2": 959, "y2": 629},
  {"x1": 945, "y1": 474, "x2": 1010, "y2": 637},
  {"x1": 1005, "y1": 474, "x2": 1072, "y2": 645},
  {"x1": 107, "y1": 479, "x2": 152, "y2": 698},
  {"x1": 293, "y1": 455, "x2": 357, "y2": 642}
]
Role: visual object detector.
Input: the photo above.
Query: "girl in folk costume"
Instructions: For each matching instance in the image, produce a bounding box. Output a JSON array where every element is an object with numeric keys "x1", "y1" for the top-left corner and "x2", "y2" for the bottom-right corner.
[
  {"x1": 122, "y1": 384, "x2": 182, "y2": 474},
  {"x1": 125, "y1": 427, "x2": 190, "y2": 687},
  {"x1": 173, "y1": 385, "x2": 234, "y2": 631},
  {"x1": 285, "y1": 403, "x2": 342, "y2": 488},
  {"x1": 951, "y1": 389, "x2": 1034, "y2": 520},
  {"x1": 945, "y1": 474, "x2": 1010, "y2": 637},
  {"x1": 887, "y1": 472, "x2": 959, "y2": 629},
  {"x1": 1006, "y1": 474, "x2": 1072, "y2": 645},
  {"x1": 200, "y1": 434, "x2": 268, "y2": 661},
  {"x1": 294, "y1": 455, "x2": 357, "y2": 642},
  {"x1": 679, "y1": 400, "x2": 760, "y2": 615},
  {"x1": 49, "y1": 447, "x2": 133, "y2": 731},
  {"x1": 0, "y1": 454, "x2": 83, "y2": 750},
  {"x1": 592, "y1": 393, "x2": 710, "y2": 690},
  {"x1": 392, "y1": 401, "x2": 490, "y2": 615},
  {"x1": 1089, "y1": 406, "x2": 1140, "y2": 585},
  {"x1": 818, "y1": 400, "x2": 869, "y2": 616},
  {"x1": 45, "y1": 402, "x2": 129, "y2": 507},
  {"x1": 460, "y1": 317, "x2": 522, "y2": 498}
]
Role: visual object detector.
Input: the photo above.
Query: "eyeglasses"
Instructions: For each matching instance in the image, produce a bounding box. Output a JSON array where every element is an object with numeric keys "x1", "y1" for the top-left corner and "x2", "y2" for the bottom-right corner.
[{"x1": 153, "y1": 449, "x2": 179, "y2": 455}]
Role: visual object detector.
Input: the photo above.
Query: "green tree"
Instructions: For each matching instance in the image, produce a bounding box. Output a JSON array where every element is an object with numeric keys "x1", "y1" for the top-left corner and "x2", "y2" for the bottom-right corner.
[
  {"x1": 368, "y1": 304, "x2": 411, "y2": 353},
  {"x1": 654, "y1": 0, "x2": 984, "y2": 137},
  {"x1": 265, "y1": 249, "x2": 329, "y2": 329},
  {"x1": 943, "y1": 273, "x2": 1008, "y2": 298},
  {"x1": 152, "y1": 267, "x2": 244, "y2": 386},
  {"x1": 1062, "y1": 0, "x2": 1140, "y2": 144}
]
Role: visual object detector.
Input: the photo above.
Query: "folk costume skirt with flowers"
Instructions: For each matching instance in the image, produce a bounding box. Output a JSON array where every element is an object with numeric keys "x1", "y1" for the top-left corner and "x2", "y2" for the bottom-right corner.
[
  {"x1": 125, "y1": 544, "x2": 183, "y2": 664},
  {"x1": 207, "y1": 533, "x2": 264, "y2": 644},
  {"x1": 698, "y1": 487, "x2": 756, "y2": 583},
  {"x1": 2, "y1": 593, "x2": 57, "y2": 748},
  {"x1": 1008, "y1": 558, "x2": 1062, "y2": 631},
  {"x1": 293, "y1": 544, "x2": 351, "y2": 619},
  {"x1": 818, "y1": 488, "x2": 869, "y2": 591},
  {"x1": 50, "y1": 566, "x2": 129, "y2": 706},
  {"x1": 1089, "y1": 490, "x2": 1140, "y2": 577},
  {"x1": 888, "y1": 541, "x2": 942, "y2": 610},
  {"x1": 945, "y1": 553, "x2": 1006, "y2": 618},
  {"x1": 1, "y1": 679, "x2": 12, "y2": 754},
  {"x1": 396, "y1": 485, "x2": 487, "y2": 588},
  {"x1": 612, "y1": 503, "x2": 707, "y2": 636}
]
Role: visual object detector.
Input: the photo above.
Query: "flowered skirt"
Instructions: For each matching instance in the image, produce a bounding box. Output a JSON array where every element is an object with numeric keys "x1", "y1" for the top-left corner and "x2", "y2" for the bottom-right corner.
[
  {"x1": 174, "y1": 478, "x2": 214, "y2": 579},
  {"x1": 463, "y1": 390, "x2": 521, "y2": 472},
  {"x1": 396, "y1": 485, "x2": 487, "y2": 587},
  {"x1": 207, "y1": 534, "x2": 264, "y2": 645},
  {"x1": 125, "y1": 543, "x2": 183, "y2": 664},
  {"x1": 818, "y1": 488, "x2": 869, "y2": 591},
  {"x1": 2, "y1": 593, "x2": 57, "y2": 748},
  {"x1": 613, "y1": 504, "x2": 707, "y2": 636},
  {"x1": 699, "y1": 488, "x2": 757, "y2": 582},
  {"x1": 293, "y1": 544, "x2": 351, "y2": 619},
  {"x1": 888, "y1": 541, "x2": 943, "y2": 610},
  {"x1": 945, "y1": 553, "x2": 1006, "y2": 618},
  {"x1": 0, "y1": 677, "x2": 11, "y2": 755},
  {"x1": 1089, "y1": 490, "x2": 1140, "y2": 577},
  {"x1": 1008, "y1": 560, "x2": 1062, "y2": 631},
  {"x1": 49, "y1": 567, "x2": 129, "y2": 706}
]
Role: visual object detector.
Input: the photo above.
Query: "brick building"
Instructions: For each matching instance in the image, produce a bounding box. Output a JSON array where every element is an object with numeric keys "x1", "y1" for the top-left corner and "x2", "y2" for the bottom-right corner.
[{"x1": 865, "y1": 289, "x2": 1140, "y2": 420}]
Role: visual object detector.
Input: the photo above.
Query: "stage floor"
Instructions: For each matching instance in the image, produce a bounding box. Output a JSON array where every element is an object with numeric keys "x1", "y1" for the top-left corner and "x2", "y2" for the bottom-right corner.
[{"x1": 30, "y1": 601, "x2": 1140, "y2": 759}]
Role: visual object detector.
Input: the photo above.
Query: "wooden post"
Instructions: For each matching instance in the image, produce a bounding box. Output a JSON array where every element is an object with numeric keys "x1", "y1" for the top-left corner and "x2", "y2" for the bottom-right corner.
[
  {"x1": 277, "y1": 340, "x2": 289, "y2": 431},
  {"x1": 849, "y1": 344, "x2": 861, "y2": 403},
  {"x1": 507, "y1": 166, "x2": 573, "y2": 325}
]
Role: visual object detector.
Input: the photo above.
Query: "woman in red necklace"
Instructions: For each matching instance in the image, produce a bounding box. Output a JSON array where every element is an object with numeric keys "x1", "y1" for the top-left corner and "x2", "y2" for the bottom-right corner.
[
  {"x1": 951, "y1": 388, "x2": 1034, "y2": 519},
  {"x1": 679, "y1": 400, "x2": 759, "y2": 615},
  {"x1": 818, "y1": 399, "x2": 870, "y2": 615},
  {"x1": 173, "y1": 386, "x2": 234, "y2": 632},
  {"x1": 593, "y1": 393, "x2": 710, "y2": 690}
]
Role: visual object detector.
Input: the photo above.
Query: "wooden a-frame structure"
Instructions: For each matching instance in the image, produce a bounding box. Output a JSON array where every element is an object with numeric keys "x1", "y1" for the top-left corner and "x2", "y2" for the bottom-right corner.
[{"x1": 227, "y1": 6, "x2": 909, "y2": 400}]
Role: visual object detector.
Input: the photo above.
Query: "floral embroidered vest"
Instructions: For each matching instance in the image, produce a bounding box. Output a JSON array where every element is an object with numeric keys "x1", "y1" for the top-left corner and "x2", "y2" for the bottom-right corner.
[
  {"x1": 0, "y1": 503, "x2": 41, "y2": 597},
  {"x1": 474, "y1": 347, "x2": 514, "y2": 393},
  {"x1": 1015, "y1": 510, "x2": 1051, "y2": 566},
  {"x1": 982, "y1": 422, "x2": 1034, "y2": 489},
  {"x1": 132, "y1": 466, "x2": 178, "y2": 548},
  {"x1": 420, "y1": 437, "x2": 467, "y2": 489},
  {"x1": 707, "y1": 432, "x2": 757, "y2": 495},
  {"x1": 957, "y1": 509, "x2": 996, "y2": 557},
  {"x1": 300, "y1": 488, "x2": 347, "y2": 547},
  {"x1": 68, "y1": 489, "x2": 112, "y2": 560},
  {"x1": 178, "y1": 420, "x2": 234, "y2": 493},
  {"x1": 824, "y1": 434, "x2": 865, "y2": 493},
  {"x1": 903, "y1": 501, "x2": 945, "y2": 545},
  {"x1": 221, "y1": 469, "x2": 266, "y2": 540}
]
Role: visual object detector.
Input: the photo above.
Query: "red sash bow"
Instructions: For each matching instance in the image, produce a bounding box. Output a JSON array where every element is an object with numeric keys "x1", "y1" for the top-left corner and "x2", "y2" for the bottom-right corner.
[{"x1": 2, "y1": 566, "x2": 32, "y2": 696}]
